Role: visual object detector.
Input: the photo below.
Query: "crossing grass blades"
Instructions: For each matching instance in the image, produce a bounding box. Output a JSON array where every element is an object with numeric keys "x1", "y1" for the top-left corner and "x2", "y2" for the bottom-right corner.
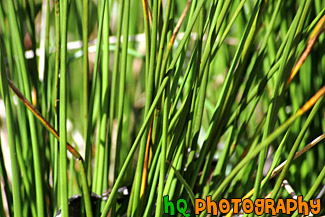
[{"x1": 0, "y1": 0, "x2": 325, "y2": 217}]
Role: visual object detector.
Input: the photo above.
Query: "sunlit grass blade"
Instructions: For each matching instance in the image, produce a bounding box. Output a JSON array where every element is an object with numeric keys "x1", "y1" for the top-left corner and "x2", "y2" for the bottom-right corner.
[
  {"x1": 7, "y1": 0, "x2": 45, "y2": 215},
  {"x1": 0, "y1": 44, "x2": 22, "y2": 217},
  {"x1": 7, "y1": 78, "x2": 94, "y2": 216},
  {"x1": 225, "y1": 133, "x2": 325, "y2": 217}
]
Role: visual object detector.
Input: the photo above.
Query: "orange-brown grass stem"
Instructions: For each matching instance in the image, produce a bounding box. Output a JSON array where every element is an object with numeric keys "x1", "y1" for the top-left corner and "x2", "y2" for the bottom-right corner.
[
  {"x1": 7, "y1": 79, "x2": 82, "y2": 160},
  {"x1": 140, "y1": 117, "x2": 153, "y2": 198},
  {"x1": 286, "y1": 15, "x2": 325, "y2": 87},
  {"x1": 142, "y1": 0, "x2": 153, "y2": 27}
]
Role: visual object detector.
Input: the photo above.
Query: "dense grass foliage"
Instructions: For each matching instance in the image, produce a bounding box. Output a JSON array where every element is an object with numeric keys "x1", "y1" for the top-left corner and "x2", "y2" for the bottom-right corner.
[{"x1": 0, "y1": 0, "x2": 324, "y2": 216}]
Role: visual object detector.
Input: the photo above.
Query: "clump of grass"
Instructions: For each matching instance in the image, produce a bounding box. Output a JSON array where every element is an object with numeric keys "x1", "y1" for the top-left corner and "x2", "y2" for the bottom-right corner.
[{"x1": 0, "y1": 0, "x2": 324, "y2": 217}]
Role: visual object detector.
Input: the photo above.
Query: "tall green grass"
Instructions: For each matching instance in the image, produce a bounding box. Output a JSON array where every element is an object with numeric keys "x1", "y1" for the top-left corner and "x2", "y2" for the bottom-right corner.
[{"x1": 0, "y1": 0, "x2": 324, "y2": 217}]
